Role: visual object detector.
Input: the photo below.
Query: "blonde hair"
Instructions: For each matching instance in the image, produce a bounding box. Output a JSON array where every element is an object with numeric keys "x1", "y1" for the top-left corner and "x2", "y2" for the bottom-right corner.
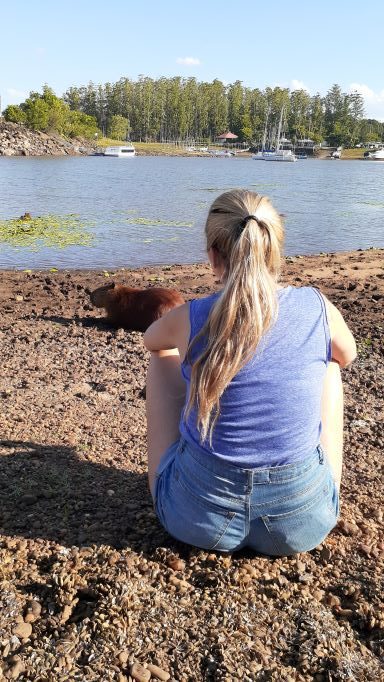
[{"x1": 186, "y1": 188, "x2": 284, "y2": 444}]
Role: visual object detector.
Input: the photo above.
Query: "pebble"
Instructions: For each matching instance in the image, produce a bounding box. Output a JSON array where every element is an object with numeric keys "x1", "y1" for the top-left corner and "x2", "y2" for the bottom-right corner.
[
  {"x1": 338, "y1": 519, "x2": 359, "y2": 536},
  {"x1": 147, "y1": 664, "x2": 171, "y2": 681},
  {"x1": 60, "y1": 604, "x2": 73, "y2": 623},
  {"x1": 8, "y1": 657, "x2": 24, "y2": 679},
  {"x1": 319, "y1": 546, "x2": 332, "y2": 561},
  {"x1": 24, "y1": 600, "x2": 42, "y2": 623},
  {"x1": 130, "y1": 662, "x2": 151, "y2": 682},
  {"x1": 118, "y1": 650, "x2": 129, "y2": 665},
  {"x1": 12, "y1": 622, "x2": 32, "y2": 639},
  {"x1": 167, "y1": 556, "x2": 186, "y2": 571}
]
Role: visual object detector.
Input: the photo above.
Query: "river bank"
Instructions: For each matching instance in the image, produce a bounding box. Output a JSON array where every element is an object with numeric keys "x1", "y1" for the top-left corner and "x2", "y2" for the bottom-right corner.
[
  {"x1": 0, "y1": 249, "x2": 383, "y2": 680},
  {"x1": 0, "y1": 122, "x2": 371, "y2": 158},
  {"x1": 0, "y1": 121, "x2": 93, "y2": 157}
]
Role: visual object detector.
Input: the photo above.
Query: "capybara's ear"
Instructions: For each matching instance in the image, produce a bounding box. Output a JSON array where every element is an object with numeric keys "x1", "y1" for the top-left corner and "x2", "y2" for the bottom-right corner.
[{"x1": 106, "y1": 281, "x2": 115, "y2": 290}]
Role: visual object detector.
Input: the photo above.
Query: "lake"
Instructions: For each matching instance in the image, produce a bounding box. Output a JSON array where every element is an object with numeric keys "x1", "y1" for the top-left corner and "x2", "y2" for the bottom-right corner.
[{"x1": 0, "y1": 155, "x2": 383, "y2": 269}]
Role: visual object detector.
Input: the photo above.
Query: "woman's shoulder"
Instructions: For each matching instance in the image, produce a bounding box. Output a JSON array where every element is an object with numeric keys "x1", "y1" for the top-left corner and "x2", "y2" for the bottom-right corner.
[
  {"x1": 278, "y1": 285, "x2": 326, "y2": 318},
  {"x1": 189, "y1": 291, "x2": 221, "y2": 316},
  {"x1": 279, "y1": 284, "x2": 321, "y2": 301}
]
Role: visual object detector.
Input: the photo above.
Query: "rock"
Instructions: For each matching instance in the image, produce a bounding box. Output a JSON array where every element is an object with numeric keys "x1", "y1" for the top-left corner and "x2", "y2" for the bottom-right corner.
[
  {"x1": 12, "y1": 622, "x2": 32, "y2": 639},
  {"x1": 167, "y1": 556, "x2": 185, "y2": 571},
  {"x1": 60, "y1": 604, "x2": 73, "y2": 623},
  {"x1": 130, "y1": 662, "x2": 151, "y2": 682},
  {"x1": 7, "y1": 657, "x2": 24, "y2": 679},
  {"x1": 319, "y1": 546, "x2": 332, "y2": 561},
  {"x1": 118, "y1": 650, "x2": 129, "y2": 665},
  {"x1": 338, "y1": 519, "x2": 359, "y2": 536},
  {"x1": 73, "y1": 381, "x2": 93, "y2": 397},
  {"x1": 147, "y1": 663, "x2": 171, "y2": 680},
  {"x1": 24, "y1": 600, "x2": 42, "y2": 623}
]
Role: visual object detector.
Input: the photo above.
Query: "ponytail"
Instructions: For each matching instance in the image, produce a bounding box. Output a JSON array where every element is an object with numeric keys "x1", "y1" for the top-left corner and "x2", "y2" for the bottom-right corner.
[{"x1": 186, "y1": 189, "x2": 284, "y2": 444}]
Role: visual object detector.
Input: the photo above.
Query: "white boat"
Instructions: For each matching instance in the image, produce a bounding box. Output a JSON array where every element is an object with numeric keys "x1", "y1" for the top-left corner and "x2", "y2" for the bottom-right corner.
[
  {"x1": 370, "y1": 148, "x2": 384, "y2": 160},
  {"x1": 331, "y1": 147, "x2": 342, "y2": 159},
  {"x1": 103, "y1": 145, "x2": 136, "y2": 157},
  {"x1": 253, "y1": 107, "x2": 297, "y2": 162},
  {"x1": 263, "y1": 149, "x2": 297, "y2": 162}
]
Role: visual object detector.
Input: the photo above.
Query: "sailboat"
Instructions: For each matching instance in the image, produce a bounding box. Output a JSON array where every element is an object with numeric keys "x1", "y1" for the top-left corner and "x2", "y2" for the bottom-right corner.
[
  {"x1": 255, "y1": 106, "x2": 297, "y2": 162},
  {"x1": 253, "y1": 106, "x2": 274, "y2": 160}
]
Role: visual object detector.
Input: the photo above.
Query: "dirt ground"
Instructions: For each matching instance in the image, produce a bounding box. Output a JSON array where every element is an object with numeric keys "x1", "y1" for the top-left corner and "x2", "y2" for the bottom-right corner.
[{"x1": 0, "y1": 249, "x2": 383, "y2": 681}]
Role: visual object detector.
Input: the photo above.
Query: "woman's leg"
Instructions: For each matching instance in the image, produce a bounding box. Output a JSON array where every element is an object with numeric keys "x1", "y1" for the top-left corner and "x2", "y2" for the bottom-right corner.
[
  {"x1": 146, "y1": 349, "x2": 186, "y2": 495},
  {"x1": 320, "y1": 361, "x2": 344, "y2": 490}
]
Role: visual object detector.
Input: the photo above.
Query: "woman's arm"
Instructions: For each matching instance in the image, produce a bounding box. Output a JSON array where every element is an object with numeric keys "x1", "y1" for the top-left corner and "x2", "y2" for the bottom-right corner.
[
  {"x1": 143, "y1": 302, "x2": 191, "y2": 361},
  {"x1": 322, "y1": 295, "x2": 357, "y2": 368}
]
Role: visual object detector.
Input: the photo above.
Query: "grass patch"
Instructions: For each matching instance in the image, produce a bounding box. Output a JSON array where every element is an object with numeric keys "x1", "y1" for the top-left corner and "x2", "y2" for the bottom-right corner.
[{"x1": 340, "y1": 148, "x2": 366, "y2": 159}]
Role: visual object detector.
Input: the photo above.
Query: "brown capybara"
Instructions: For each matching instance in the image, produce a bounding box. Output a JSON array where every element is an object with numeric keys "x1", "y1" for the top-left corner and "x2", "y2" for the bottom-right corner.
[{"x1": 89, "y1": 282, "x2": 185, "y2": 331}]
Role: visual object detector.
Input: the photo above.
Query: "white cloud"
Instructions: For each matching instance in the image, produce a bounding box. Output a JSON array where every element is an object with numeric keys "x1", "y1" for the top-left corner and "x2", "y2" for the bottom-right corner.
[
  {"x1": 176, "y1": 56, "x2": 201, "y2": 66},
  {"x1": 349, "y1": 82, "x2": 384, "y2": 121},
  {"x1": 290, "y1": 79, "x2": 311, "y2": 93}
]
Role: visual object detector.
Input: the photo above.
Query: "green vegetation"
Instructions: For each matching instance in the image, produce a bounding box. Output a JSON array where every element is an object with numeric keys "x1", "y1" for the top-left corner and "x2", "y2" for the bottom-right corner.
[
  {"x1": 3, "y1": 86, "x2": 99, "y2": 139},
  {"x1": 2, "y1": 80, "x2": 383, "y2": 149},
  {"x1": 0, "y1": 213, "x2": 95, "y2": 250},
  {"x1": 63, "y1": 78, "x2": 384, "y2": 147},
  {"x1": 125, "y1": 217, "x2": 193, "y2": 227},
  {"x1": 339, "y1": 148, "x2": 365, "y2": 159}
]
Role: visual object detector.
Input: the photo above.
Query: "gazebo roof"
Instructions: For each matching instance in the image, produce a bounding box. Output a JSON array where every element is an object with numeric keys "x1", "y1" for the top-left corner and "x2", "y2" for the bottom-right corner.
[{"x1": 217, "y1": 131, "x2": 238, "y2": 139}]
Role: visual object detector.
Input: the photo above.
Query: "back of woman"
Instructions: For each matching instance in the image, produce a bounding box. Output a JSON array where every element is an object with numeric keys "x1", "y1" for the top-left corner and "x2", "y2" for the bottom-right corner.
[
  {"x1": 144, "y1": 189, "x2": 357, "y2": 555},
  {"x1": 181, "y1": 286, "x2": 330, "y2": 466}
]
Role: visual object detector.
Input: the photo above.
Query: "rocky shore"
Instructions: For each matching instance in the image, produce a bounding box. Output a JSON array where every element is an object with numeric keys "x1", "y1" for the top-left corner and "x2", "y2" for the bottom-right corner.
[
  {"x1": 0, "y1": 121, "x2": 92, "y2": 157},
  {"x1": 0, "y1": 249, "x2": 383, "y2": 680}
]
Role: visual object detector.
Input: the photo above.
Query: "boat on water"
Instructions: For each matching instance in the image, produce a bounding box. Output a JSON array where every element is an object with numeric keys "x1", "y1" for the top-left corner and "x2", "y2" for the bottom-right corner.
[
  {"x1": 103, "y1": 145, "x2": 136, "y2": 157},
  {"x1": 253, "y1": 107, "x2": 297, "y2": 162},
  {"x1": 263, "y1": 149, "x2": 297, "y2": 162},
  {"x1": 370, "y1": 148, "x2": 384, "y2": 160},
  {"x1": 91, "y1": 145, "x2": 136, "y2": 157}
]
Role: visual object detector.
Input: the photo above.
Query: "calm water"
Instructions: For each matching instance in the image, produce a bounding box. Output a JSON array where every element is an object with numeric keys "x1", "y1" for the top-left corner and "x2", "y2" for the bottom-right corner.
[{"x1": 0, "y1": 155, "x2": 383, "y2": 269}]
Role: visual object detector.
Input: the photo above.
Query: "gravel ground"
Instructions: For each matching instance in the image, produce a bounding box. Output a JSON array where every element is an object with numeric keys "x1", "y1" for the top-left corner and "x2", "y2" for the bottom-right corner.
[{"x1": 0, "y1": 249, "x2": 383, "y2": 681}]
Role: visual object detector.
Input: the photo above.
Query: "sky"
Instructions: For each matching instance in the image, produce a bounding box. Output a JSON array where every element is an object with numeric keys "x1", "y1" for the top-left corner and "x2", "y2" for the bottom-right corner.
[{"x1": 1, "y1": 0, "x2": 383, "y2": 120}]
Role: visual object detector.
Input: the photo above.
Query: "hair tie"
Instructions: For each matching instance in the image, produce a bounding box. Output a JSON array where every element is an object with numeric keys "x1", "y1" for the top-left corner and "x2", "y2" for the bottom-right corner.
[
  {"x1": 237, "y1": 214, "x2": 260, "y2": 238},
  {"x1": 241, "y1": 214, "x2": 258, "y2": 228}
]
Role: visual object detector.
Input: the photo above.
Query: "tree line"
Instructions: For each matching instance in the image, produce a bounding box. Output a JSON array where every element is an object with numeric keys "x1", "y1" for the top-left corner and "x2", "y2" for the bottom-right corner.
[{"x1": 3, "y1": 79, "x2": 384, "y2": 146}]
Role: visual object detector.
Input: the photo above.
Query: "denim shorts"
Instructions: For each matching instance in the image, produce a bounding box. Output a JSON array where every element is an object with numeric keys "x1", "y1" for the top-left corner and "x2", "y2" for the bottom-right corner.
[{"x1": 153, "y1": 438, "x2": 339, "y2": 555}]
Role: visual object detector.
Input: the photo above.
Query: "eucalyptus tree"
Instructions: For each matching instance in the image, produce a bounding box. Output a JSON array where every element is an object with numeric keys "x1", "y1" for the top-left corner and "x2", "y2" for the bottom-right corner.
[
  {"x1": 207, "y1": 79, "x2": 228, "y2": 139},
  {"x1": 288, "y1": 89, "x2": 312, "y2": 141},
  {"x1": 227, "y1": 80, "x2": 244, "y2": 137}
]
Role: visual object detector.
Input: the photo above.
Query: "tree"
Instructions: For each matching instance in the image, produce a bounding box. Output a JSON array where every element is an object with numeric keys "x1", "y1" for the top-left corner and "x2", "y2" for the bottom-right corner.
[
  {"x1": 65, "y1": 110, "x2": 100, "y2": 139},
  {"x1": 23, "y1": 97, "x2": 50, "y2": 131},
  {"x1": 3, "y1": 105, "x2": 27, "y2": 124},
  {"x1": 108, "y1": 114, "x2": 130, "y2": 140}
]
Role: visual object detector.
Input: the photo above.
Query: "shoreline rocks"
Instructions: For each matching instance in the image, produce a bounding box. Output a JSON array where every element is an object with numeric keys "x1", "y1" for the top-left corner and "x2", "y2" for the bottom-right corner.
[{"x1": 0, "y1": 121, "x2": 93, "y2": 157}]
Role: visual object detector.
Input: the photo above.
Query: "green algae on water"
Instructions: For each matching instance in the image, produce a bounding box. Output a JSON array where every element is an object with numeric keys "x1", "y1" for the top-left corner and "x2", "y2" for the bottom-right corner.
[
  {"x1": 0, "y1": 214, "x2": 95, "y2": 250},
  {"x1": 125, "y1": 217, "x2": 193, "y2": 227}
]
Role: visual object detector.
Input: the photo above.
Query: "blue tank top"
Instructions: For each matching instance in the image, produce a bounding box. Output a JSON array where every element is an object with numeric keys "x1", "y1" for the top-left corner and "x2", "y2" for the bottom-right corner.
[{"x1": 180, "y1": 286, "x2": 331, "y2": 467}]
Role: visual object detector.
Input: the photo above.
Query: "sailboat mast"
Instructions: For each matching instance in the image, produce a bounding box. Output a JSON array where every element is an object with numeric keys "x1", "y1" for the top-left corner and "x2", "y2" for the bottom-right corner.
[
  {"x1": 262, "y1": 105, "x2": 270, "y2": 151},
  {"x1": 276, "y1": 106, "x2": 284, "y2": 152}
]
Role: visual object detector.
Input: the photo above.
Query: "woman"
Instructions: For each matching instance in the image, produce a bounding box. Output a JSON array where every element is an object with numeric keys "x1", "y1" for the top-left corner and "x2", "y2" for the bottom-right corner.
[{"x1": 144, "y1": 189, "x2": 356, "y2": 555}]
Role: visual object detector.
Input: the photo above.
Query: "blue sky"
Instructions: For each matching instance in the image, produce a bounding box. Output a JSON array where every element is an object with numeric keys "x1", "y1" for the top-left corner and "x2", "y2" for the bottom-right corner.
[{"x1": 1, "y1": 0, "x2": 383, "y2": 120}]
